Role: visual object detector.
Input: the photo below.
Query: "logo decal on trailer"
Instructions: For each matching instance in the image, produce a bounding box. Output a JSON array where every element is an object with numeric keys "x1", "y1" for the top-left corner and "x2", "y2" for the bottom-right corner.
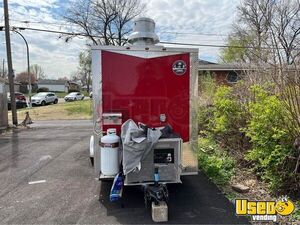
[{"x1": 172, "y1": 60, "x2": 187, "y2": 75}]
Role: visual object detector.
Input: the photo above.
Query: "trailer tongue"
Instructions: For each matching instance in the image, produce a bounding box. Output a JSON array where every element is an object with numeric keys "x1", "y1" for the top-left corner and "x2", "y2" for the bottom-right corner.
[{"x1": 90, "y1": 17, "x2": 198, "y2": 222}]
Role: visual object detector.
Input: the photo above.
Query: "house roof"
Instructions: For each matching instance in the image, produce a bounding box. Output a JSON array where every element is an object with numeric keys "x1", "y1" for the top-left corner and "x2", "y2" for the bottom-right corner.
[
  {"x1": 38, "y1": 79, "x2": 67, "y2": 85},
  {"x1": 198, "y1": 60, "x2": 299, "y2": 72},
  {"x1": 198, "y1": 60, "x2": 250, "y2": 71},
  {"x1": 0, "y1": 78, "x2": 21, "y2": 85}
]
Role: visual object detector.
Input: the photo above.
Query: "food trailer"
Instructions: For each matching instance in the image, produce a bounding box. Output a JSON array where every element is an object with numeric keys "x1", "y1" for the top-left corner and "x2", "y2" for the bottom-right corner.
[{"x1": 90, "y1": 17, "x2": 198, "y2": 221}]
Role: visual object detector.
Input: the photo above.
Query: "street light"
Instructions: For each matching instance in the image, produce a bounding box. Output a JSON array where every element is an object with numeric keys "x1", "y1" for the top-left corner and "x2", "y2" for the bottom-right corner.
[
  {"x1": 12, "y1": 28, "x2": 32, "y2": 108},
  {"x1": 1, "y1": 26, "x2": 32, "y2": 108}
]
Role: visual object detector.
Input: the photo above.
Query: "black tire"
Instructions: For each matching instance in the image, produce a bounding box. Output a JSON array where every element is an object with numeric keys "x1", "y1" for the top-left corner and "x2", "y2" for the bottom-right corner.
[
  {"x1": 81, "y1": 97, "x2": 84, "y2": 100},
  {"x1": 53, "y1": 99, "x2": 58, "y2": 104},
  {"x1": 41, "y1": 101, "x2": 46, "y2": 106}
]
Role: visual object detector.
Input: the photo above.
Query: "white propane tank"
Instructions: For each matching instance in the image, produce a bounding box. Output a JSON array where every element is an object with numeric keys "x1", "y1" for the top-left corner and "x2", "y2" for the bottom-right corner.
[{"x1": 100, "y1": 128, "x2": 120, "y2": 176}]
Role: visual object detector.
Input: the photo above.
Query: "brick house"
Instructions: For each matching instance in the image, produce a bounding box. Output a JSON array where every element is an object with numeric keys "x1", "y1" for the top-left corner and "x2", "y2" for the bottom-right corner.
[{"x1": 198, "y1": 60, "x2": 247, "y2": 85}]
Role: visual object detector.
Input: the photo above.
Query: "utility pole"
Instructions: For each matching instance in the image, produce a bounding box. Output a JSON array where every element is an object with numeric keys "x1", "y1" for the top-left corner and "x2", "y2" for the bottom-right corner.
[{"x1": 3, "y1": 0, "x2": 18, "y2": 125}]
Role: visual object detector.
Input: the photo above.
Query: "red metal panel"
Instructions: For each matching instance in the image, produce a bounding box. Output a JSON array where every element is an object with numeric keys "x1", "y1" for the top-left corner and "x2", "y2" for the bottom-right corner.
[{"x1": 101, "y1": 51, "x2": 190, "y2": 142}]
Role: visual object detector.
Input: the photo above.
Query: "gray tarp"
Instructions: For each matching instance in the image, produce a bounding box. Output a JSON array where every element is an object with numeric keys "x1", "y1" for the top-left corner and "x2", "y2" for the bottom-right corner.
[{"x1": 121, "y1": 119, "x2": 161, "y2": 175}]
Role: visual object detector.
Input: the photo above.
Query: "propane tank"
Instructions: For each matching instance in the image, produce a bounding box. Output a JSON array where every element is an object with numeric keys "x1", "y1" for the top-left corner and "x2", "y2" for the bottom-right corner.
[{"x1": 100, "y1": 128, "x2": 120, "y2": 176}]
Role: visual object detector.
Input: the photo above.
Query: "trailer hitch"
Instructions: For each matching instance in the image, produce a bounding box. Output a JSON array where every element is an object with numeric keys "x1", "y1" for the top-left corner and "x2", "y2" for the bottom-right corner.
[{"x1": 144, "y1": 167, "x2": 169, "y2": 208}]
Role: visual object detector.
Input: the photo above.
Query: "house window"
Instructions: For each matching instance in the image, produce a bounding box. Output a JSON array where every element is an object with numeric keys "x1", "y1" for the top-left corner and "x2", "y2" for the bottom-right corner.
[{"x1": 226, "y1": 71, "x2": 239, "y2": 83}]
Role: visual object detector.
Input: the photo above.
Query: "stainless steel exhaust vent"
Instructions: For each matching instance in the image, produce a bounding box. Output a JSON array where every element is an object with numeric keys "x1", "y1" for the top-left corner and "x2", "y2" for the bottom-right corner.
[{"x1": 128, "y1": 17, "x2": 159, "y2": 45}]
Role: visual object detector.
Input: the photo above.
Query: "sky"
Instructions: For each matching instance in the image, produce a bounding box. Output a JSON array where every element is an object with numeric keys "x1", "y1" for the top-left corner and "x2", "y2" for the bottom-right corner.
[{"x1": 0, "y1": 0, "x2": 239, "y2": 79}]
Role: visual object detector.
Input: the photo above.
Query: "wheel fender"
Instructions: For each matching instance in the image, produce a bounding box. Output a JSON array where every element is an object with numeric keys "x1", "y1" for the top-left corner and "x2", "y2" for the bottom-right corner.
[{"x1": 89, "y1": 135, "x2": 94, "y2": 157}]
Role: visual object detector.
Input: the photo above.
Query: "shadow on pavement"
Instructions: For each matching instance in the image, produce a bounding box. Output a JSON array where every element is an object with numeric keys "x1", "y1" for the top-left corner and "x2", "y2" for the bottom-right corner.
[{"x1": 99, "y1": 172, "x2": 250, "y2": 224}]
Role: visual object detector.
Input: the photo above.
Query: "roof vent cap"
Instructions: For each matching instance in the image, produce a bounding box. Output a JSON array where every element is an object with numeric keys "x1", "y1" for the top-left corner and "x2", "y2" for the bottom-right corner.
[{"x1": 128, "y1": 17, "x2": 159, "y2": 45}]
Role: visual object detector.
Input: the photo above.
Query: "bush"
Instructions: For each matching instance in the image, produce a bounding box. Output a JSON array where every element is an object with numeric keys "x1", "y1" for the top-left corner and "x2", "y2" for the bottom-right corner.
[
  {"x1": 244, "y1": 85, "x2": 297, "y2": 193},
  {"x1": 198, "y1": 83, "x2": 299, "y2": 195},
  {"x1": 37, "y1": 87, "x2": 49, "y2": 92},
  {"x1": 198, "y1": 137, "x2": 235, "y2": 185},
  {"x1": 209, "y1": 86, "x2": 249, "y2": 154}
]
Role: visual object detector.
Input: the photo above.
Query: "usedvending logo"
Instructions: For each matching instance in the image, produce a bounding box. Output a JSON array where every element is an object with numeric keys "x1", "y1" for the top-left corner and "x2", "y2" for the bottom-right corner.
[
  {"x1": 235, "y1": 197, "x2": 295, "y2": 222},
  {"x1": 172, "y1": 60, "x2": 187, "y2": 75}
]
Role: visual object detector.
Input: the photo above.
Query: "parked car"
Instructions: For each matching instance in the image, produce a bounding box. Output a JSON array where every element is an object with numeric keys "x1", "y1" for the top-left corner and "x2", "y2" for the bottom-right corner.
[
  {"x1": 89, "y1": 91, "x2": 93, "y2": 99},
  {"x1": 7, "y1": 92, "x2": 27, "y2": 110},
  {"x1": 64, "y1": 92, "x2": 85, "y2": 101},
  {"x1": 31, "y1": 92, "x2": 58, "y2": 106}
]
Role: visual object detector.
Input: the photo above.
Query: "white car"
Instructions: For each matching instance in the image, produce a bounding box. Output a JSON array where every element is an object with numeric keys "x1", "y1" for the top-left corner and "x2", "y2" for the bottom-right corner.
[
  {"x1": 31, "y1": 92, "x2": 58, "y2": 106},
  {"x1": 64, "y1": 92, "x2": 85, "y2": 101}
]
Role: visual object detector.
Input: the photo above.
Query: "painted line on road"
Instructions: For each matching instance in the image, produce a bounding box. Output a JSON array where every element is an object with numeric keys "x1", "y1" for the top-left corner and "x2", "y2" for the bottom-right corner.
[{"x1": 28, "y1": 180, "x2": 46, "y2": 185}]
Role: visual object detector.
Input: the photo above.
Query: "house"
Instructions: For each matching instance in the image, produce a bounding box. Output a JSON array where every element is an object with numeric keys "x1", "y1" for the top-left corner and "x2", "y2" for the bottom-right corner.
[
  {"x1": 38, "y1": 79, "x2": 68, "y2": 92},
  {"x1": 66, "y1": 81, "x2": 80, "y2": 92},
  {"x1": 198, "y1": 60, "x2": 248, "y2": 84},
  {"x1": 4, "y1": 79, "x2": 20, "y2": 93},
  {"x1": 0, "y1": 77, "x2": 8, "y2": 129}
]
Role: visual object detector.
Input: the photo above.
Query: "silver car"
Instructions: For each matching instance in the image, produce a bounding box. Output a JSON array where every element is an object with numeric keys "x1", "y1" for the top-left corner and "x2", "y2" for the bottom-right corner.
[
  {"x1": 64, "y1": 92, "x2": 85, "y2": 101},
  {"x1": 31, "y1": 92, "x2": 58, "y2": 106}
]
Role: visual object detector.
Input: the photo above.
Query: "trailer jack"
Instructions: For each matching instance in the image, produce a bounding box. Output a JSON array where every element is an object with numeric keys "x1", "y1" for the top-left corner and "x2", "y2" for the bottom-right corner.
[
  {"x1": 144, "y1": 167, "x2": 169, "y2": 207},
  {"x1": 144, "y1": 183, "x2": 169, "y2": 207}
]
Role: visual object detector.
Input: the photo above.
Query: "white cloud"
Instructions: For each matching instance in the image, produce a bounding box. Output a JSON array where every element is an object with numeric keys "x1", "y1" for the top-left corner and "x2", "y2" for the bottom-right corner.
[
  {"x1": 0, "y1": 0, "x2": 86, "y2": 79},
  {"x1": 0, "y1": 0, "x2": 239, "y2": 79},
  {"x1": 143, "y1": 0, "x2": 239, "y2": 62}
]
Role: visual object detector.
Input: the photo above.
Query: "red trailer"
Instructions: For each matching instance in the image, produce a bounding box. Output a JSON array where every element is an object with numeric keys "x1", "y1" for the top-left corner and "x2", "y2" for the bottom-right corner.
[{"x1": 90, "y1": 17, "x2": 198, "y2": 221}]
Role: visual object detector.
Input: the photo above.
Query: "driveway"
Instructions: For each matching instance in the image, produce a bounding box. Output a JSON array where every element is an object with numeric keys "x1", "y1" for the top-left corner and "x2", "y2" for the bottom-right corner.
[{"x1": 0, "y1": 120, "x2": 249, "y2": 224}]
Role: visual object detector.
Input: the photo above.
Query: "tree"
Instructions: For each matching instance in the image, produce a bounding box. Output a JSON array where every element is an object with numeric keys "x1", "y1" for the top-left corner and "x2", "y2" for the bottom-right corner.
[
  {"x1": 221, "y1": 0, "x2": 300, "y2": 66},
  {"x1": 62, "y1": 0, "x2": 146, "y2": 46},
  {"x1": 30, "y1": 64, "x2": 46, "y2": 80},
  {"x1": 15, "y1": 72, "x2": 37, "y2": 84},
  {"x1": 223, "y1": 0, "x2": 300, "y2": 176},
  {"x1": 71, "y1": 51, "x2": 92, "y2": 92},
  {"x1": 220, "y1": 35, "x2": 251, "y2": 63},
  {"x1": 221, "y1": 0, "x2": 274, "y2": 64}
]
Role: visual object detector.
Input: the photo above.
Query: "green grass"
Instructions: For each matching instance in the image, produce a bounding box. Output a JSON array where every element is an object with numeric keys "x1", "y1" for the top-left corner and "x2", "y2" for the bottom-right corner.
[
  {"x1": 9, "y1": 99, "x2": 92, "y2": 122},
  {"x1": 64, "y1": 100, "x2": 92, "y2": 116},
  {"x1": 53, "y1": 92, "x2": 67, "y2": 98}
]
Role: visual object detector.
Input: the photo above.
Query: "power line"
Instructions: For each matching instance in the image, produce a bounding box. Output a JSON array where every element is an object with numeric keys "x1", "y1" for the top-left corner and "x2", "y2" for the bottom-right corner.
[
  {"x1": 10, "y1": 19, "x2": 77, "y2": 27},
  {"x1": 1, "y1": 25, "x2": 296, "y2": 50},
  {"x1": 11, "y1": 19, "x2": 229, "y2": 38},
  {"x1": 159, "y1": 31, "x2": 228, "y2": 37}
]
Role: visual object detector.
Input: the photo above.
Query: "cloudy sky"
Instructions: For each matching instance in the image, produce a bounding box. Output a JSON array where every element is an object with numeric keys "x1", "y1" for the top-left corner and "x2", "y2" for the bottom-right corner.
[{"x1": 0, "y1": 0, "x2": 239, "y2": 79}]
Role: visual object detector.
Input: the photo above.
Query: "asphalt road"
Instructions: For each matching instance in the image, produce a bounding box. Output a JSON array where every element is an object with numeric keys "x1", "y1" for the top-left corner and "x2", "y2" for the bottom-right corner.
[{"x1": 0, "y1": 120, "x2": 249, "y2": 224}]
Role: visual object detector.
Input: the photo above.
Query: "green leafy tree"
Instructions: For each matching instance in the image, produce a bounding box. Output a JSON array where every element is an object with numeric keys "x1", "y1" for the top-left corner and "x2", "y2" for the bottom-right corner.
[{"x1": 220, "y1": 35, "x2": 250, "y2": 63}]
